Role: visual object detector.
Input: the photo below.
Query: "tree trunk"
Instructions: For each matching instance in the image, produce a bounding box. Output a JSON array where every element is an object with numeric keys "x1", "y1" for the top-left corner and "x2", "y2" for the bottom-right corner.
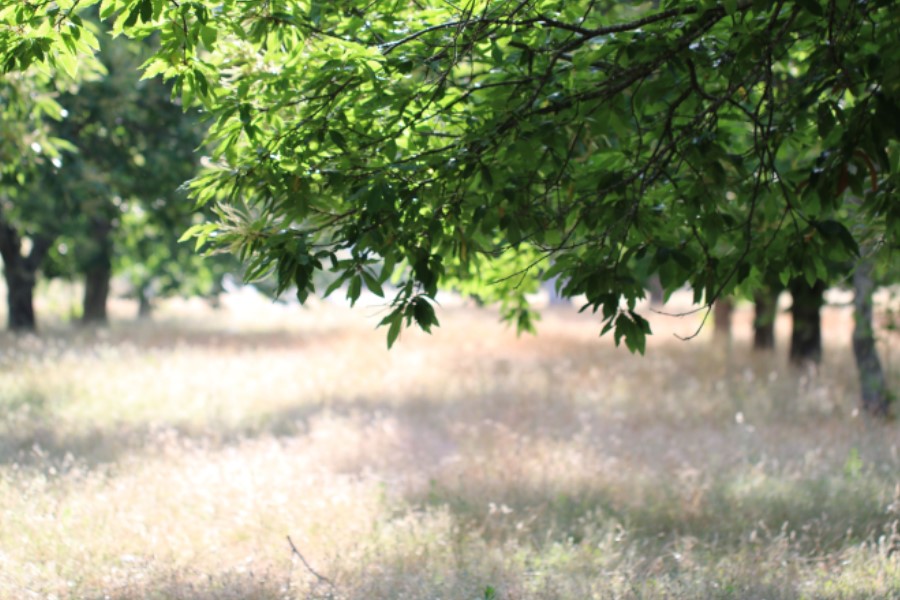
[
  {"x1": 81, "y1": 218, "x2": 112, "y2": 326},
  {"x1": 137, "y1": 285, "x2": 153, "y2": 319},
  {"x1": 789, "y1": 278, "x2": 825, "y2": 365},
  {"x1": 82, "y1": 262, "x2": 111, "y2": 324},
  {"x1": 5, "y1": 267, "x2": 38, "y2": 331},
  {"x1": 0, "y1": 218, "x2": 53, "y2": 332},
  {"x1": 753, "y1": 287, "x2": 779, "y2": 350},
  {"x1": 713, "y1": 297, "x2": 733, "y2": 341},
  {"x1": 852, "y1": 256, "x2": 890, "y2": 417}
]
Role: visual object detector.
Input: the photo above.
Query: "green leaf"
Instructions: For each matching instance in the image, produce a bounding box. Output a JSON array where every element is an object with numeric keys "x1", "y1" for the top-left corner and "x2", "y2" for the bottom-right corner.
[
  {"x1": 139, "y1": 0, "x2": 153, "y2": 23},
  {"x1": 54, "y1": 52, "x2": 78, "y2": 78},
  {"x1": 329, "y1": 130, "x2": 347, "y2": 150},
  {"x1": 816, "y1": 219, "x2": 860, "y2": 257},
  {"x1": 347, "y1": 274, "x2": 362, "y2": 305},
  {"x1": 123, "y1": 2, "x2": 141, "y2": 27},
  {"x1": 361, "y1": 270, "x2": 384, "y2": 297},
  {"x1": 386, "y1": 313, "x2": 402, "y2": 348},
  {"x1": 200, "y1": 25, "x2": 217, "y2": 50},
  {"x1": 99, "y1": 0, "x2": 118, "y2": 19},
  {"x1": 490, "y1": 41, "x2": 502, "y2": 64},
  {"x1": 411, "y1": 297, "x2": 438, "y2": 333},
  {"x1": 625, "y1": 327, "x2": 646, "y2": 355},
  {"x1": 140, "y1": 58, "x2": 170, "y2": 80},
  {"x1": 778, "y1": 269, "x2": 792, "y2": 288},
  {"x1": 629, "y1": 311, "x2": 652, "y2": 335},
  {"x1": 178, "y1": 224, "x2": 205, "y2": 243},
  {"x1": 613, "y1": 314, "x2": 629, "y2": 348}
]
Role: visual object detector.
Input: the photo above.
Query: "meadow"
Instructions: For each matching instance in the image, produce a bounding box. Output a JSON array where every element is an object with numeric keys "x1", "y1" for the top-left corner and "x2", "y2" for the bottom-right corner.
[{"x1": 0, "y1": 290, "x2": 899, "y2": 599}]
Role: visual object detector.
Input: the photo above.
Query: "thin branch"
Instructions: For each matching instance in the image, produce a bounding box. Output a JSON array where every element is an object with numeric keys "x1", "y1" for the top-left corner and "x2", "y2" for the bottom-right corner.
[
  {"x1": 673, "y1": 304, "x2": 714, "y2": 341},
  {"x1": 380, "y1": 3, "x2": 748, "y2": 55},
  {"x1": 286, "y1": 535, "x2": 334, "y2": 589}
]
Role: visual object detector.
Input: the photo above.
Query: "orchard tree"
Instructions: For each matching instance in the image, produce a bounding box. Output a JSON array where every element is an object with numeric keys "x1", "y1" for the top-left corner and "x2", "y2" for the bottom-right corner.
[
  {"x1": 0, "y1": 74, "x2": 59, "y2": 330},
  {"x1": 3, "y1": 0, "x2": 899, "y2": 413},
  {"x1": 0, "y1": 52, "x2": 101, "y2": 329},
  {"x1": 44, "y1": 27, "x2": 220, "y2": 324},
  {"x1": 0, "y1": 8, "x2": 103, "y2": 330}
]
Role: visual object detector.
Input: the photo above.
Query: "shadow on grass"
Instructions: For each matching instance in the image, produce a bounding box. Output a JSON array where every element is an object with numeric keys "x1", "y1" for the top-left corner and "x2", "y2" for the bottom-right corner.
[
  {"x1": 2, "y1": 369, "x2": 896, "y2": 564},
  {"x1": 0, "y1": 342, "x2": 576, "y2": 470},
  {"x1": 76, "y1": 567, "x2": 290, "y2": 600},
  {"x1": 70, "y1": 550, "x2": 896, "y2": 600},
  {"x1": 0, "y1": 324, "x2": 342, "y2": 355},
  {"x1": 0, "y1": 387, "x2": 465, "y2": 472},
  {"x1": 405, "y1": 460, "x2": 898, "y2": 559}
]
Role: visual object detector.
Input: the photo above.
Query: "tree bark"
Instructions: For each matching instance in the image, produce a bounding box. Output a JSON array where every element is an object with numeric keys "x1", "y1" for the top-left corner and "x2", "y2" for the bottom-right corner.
[
  {"x1": 789, "y1": 278, "x2": 825, "y2": 365},
  {"x1": 81, "y1": 218, "x2": 112, "y2": 325},
  {"x1": 0, "y1": 218, "x2": 53, "y2": 332},
  {"x1": 852, "y1": 256, "x2": 890, "y2": 417},
  {"x1": 713, "y1": 297, "x2": 733, "y2": 341},
  {"x1": 753, "y1": 286, "x2": 779, "y2": 350}
]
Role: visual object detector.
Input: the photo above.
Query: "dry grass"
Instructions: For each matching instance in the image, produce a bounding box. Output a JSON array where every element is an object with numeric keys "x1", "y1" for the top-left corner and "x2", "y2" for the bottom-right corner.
[{"x1": 1, "y1": 291, "x2": 899, "y2": 599}]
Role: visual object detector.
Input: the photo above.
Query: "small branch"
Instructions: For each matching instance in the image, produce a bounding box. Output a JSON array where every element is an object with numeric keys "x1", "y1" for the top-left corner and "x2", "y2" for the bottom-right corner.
[
  {"x1": 380, "y1": 3, "x2": 738, "y2": 55},
  {"x1": 650, "y1": 304, "x2": 709, "y2": 318},
  {"x1": 286, "y1": 535, "x2": 334, "y2": 589},
  {"x1": 673, "y1": 304, "x2": 714, "y2": 341},
  {"x1": 536, "y1": 5, "x2": 709, "y2": 39}
]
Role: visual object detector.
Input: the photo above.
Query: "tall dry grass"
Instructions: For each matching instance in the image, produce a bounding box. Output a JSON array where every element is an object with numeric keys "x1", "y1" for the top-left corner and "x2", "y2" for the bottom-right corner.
[{"x1": 0, "y1": 293, "x2": 898, "y2": 599}]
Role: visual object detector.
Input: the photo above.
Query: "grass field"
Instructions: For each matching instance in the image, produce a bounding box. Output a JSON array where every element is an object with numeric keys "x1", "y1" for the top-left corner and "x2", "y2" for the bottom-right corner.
[{"x1": 0, "y1": 291, "x2": 899, "y2": 599}]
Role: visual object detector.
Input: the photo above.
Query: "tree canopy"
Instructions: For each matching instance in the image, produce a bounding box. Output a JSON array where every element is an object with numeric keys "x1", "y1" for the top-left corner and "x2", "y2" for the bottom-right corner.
[{"x1": 2, "y1": 0, "x2": 899, "y2": 349}]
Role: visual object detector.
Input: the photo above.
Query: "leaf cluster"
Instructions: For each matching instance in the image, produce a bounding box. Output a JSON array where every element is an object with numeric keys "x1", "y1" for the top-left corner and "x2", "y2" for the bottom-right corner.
[{"x1": 3, "y1": 0, "x2": 900, "y2": 349}]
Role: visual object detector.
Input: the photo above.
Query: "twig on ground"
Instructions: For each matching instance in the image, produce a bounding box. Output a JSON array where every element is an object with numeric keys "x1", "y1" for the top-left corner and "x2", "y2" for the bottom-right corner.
[{"x1": 286, "y1": 535, "x2": 335, "y2": 590}]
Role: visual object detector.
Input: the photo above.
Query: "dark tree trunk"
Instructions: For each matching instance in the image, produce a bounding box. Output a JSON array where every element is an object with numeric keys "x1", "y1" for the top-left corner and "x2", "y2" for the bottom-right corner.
[
  {"x1": 753, "y1": 287, "x2": 779, "y2": 350},
  {"x1": 789, "y1": 278, "x2": 826, "y2": 365},
  {"x1": 137, "y1": 285, "x2": 153, "y2": 319},
  {"x1": 713, "y1": 297, "x2": 733, "y2": 341},
  {"x1": 852, "y1": 256, "x2": 890, "y2": 417},
  {"x1": 0, "y1": 218, "x2": 53, "y2": 332},
  {"x1": 82, "y1": 262, "x2": 111, "y2": 324},
  {"x1": 5, "y1": 269, "x2": 37, "y2": 331},
  {"x1": 81, "y1": 219, "x2": 112, "y2": 326}
]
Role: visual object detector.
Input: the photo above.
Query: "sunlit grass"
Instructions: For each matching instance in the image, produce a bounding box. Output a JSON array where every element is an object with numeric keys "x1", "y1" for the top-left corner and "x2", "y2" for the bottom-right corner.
[{"x1": 0, "y1": 292, "x2": 899, "y2": 599}]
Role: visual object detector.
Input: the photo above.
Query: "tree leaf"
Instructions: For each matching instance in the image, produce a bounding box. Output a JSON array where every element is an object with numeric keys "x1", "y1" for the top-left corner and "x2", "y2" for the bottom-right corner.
[
  {"x1": 361, "y1": 269, "x2": 384, "y2": 297},
  {"x1": 386, "y1": 313, "x2": 402, "y2": 348}
]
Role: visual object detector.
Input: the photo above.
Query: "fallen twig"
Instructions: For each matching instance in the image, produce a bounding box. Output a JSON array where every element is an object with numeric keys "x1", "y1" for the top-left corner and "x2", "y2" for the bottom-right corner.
[{"x1": 286, "y1": 535, "x2": 335, "y2": 590}]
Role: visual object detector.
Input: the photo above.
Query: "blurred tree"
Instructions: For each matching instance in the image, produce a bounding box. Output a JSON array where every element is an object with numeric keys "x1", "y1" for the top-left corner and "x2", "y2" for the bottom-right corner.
[
  {"x1": 0, "y1": 68, "x2": 92, "y2": 330},
  {"x1": 44, "y1": 27, "x2": 233, "y2": 323},
  {"x1": 0, "y1": 1, "x2": 105, "y2": 330},
  {"x1": 116, "y1": 196, "x2": 238, "y2": 318}
]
